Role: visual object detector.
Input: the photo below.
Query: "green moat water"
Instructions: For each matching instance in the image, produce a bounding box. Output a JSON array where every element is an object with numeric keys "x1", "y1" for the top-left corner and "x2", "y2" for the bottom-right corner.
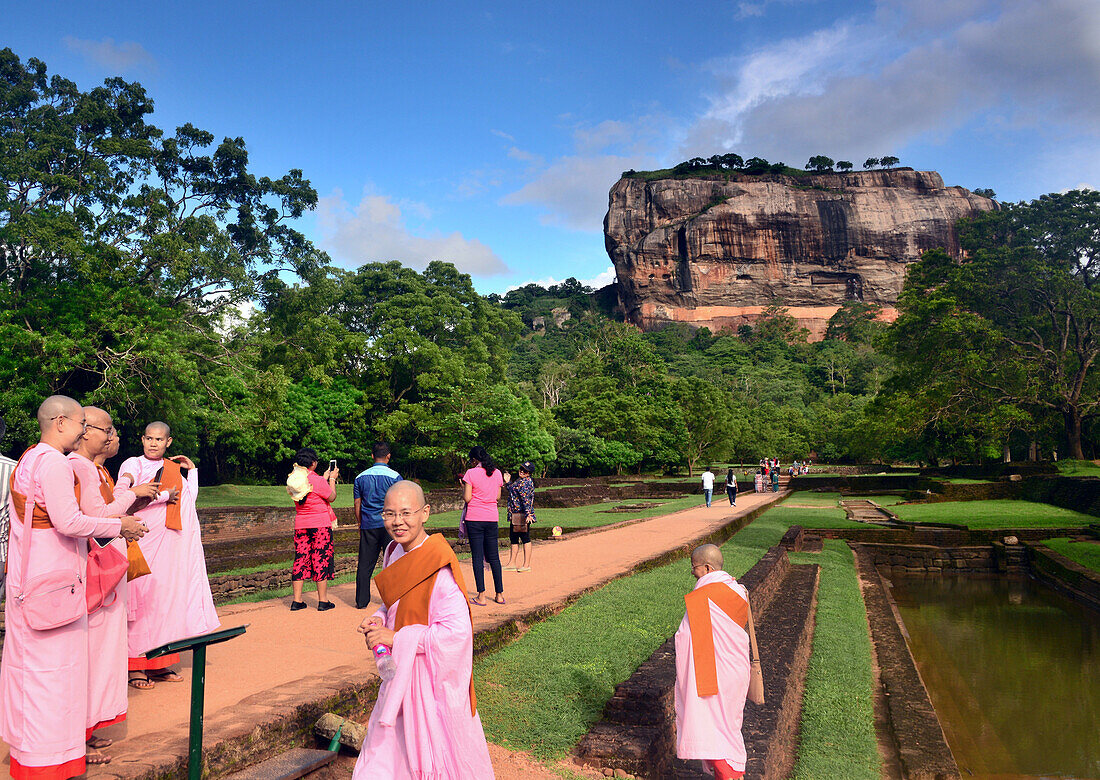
[{"x1": 891, "y1": 575, "x2": 1100, "y2": 779}]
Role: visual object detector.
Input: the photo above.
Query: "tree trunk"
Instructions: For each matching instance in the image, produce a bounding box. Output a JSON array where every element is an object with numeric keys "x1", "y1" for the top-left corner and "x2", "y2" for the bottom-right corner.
[
  {"x1": 1065, "y1": 410, "x2": 1086, "y2": 460},
  {"x1": 1002, "y1": 443, "x2": 1011, "y2": 463},
  {"x1": 1028, "y1": 440, "x2": 1039, "y2": 461}
]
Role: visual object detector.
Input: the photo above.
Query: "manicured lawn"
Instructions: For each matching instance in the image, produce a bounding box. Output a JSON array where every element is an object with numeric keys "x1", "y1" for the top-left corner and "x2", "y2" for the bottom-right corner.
[
  {"x1": 764, "y1": 505, "x2": 865, "y2": 530},
  {"x1": 1043, "y1": 538, "x2": 1100, "y2": 574},
  {"x1": 426, "y1": 495, "x2": 701, "y2": 531},
  {"x1": 473, "y1": 513, "x2": 790, "y2": 759},
  {"x1": 789, "y1": 541, "x2": 880, "y2": 779},
  {"x1": 891, "y1": 499, "x2": 1095, "y2": 528},
  {"x1": 1056, "y1": 459, "x2": 1100, "y2": 477},
  {"x1": 856, "y1": 494, "x2": 908, "y2": 506},
  {"x1": 785, "y1": 491, "x2": 842, "y2": 507},
  {"x1": 198, "y1": 483, "x2": 354, "y2": 509},
  {"x1": 939, "y1": 478, "x2": 993, "y2": 485}
]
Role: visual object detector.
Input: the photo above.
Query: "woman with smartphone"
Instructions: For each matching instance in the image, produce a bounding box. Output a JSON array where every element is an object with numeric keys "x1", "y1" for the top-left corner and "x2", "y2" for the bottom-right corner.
[{"x1": 288, "y1": 447, "x2": 339, "y2": 611}]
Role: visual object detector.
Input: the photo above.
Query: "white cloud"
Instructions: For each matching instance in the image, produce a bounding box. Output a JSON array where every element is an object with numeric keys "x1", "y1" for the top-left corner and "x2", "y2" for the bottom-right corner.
[
  {"x1": 317, "y1": 188, "x2": 508, "y2": 276},
  {"x1": 508, "y1": 266, "x2": 618, "y2": 292},
  {"x1": 64, "y1": 36, "x2": 155, "y2": 72}
]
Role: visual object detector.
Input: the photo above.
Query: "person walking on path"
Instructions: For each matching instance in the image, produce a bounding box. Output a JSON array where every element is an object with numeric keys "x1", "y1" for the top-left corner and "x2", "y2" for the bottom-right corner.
[
  {"x1": 770, "y1": 467, "x2": 780, "y2": 493},
  {"x1": 503, "y1": 461, "x2": 536, "y2": 572},
  {"x1": 353, "y1": 443, "x2": 402, "y2": 608},
  {"x1": 700, "y1": 467, "x2": 715, "y2": 508},
  {"x1": 287, "y1": 448, "x2": 338, "y2": 611},
  {"x1": 725, "y1": 468, "x2": 738, "y2": 507},
  {"x1": 674, "y1": 544, "x2": 751, "y2": 780},
  {"x1": 462, "y1": 446, "x2": 505, "y2": 606},
  {"x1": 354, "y1": 481, "x2": 495, "y2": 778}
]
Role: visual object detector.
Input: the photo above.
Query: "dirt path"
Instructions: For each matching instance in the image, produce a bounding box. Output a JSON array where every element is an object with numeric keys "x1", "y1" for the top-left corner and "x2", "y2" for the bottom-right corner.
[{"x1": 1, "y1": 491, "x2": 783, "y2": 778}]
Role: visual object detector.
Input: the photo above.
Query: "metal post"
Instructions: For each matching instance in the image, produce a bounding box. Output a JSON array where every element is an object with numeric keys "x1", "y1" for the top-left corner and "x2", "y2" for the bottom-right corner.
[{"x1": 188, "y1": 644, "x2": 207, "y2": 780}]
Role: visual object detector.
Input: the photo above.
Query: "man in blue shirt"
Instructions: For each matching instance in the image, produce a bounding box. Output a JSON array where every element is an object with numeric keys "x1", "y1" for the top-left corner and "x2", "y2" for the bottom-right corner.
[{"x1": 352, "y1": 442, "x2": 402, "y2": 608}]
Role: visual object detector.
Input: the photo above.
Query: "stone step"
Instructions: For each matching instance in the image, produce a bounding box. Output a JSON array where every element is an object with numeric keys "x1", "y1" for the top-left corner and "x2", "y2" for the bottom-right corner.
[{"x1": 223, "y1": 748, "x2": 337, "y2": 780}]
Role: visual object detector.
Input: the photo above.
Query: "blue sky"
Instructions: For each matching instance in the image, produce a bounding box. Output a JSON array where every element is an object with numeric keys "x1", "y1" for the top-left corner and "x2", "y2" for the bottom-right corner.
[{"x1": 6, "y1": 0, "x2": 1099, "y2": 294}]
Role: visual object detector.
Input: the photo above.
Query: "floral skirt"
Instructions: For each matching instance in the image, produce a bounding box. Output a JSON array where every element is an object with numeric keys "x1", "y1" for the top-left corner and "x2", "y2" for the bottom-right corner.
[{"x1": 292, "y1": 527, "x2": 335, "y2": 581}]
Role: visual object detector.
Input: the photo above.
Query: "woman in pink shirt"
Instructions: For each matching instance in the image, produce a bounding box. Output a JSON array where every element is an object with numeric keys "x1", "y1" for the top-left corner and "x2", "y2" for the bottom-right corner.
[
  {"x1": 290, "y1": 448, "x2": 339, "y2": 611},
  {"x1": 462, "y1": 445, "x2": 505, "y2": 606}
]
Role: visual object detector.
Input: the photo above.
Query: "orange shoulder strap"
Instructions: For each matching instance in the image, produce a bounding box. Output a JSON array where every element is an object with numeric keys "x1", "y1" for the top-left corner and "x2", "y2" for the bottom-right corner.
[
  {"x1": 685, "y1": 581, "x2": 749, "y2": 697},
  {"x1": 157, "y1": 459, "x2": 184, "y2": 530},
  {"x1": 8, "y1": 447, "x2": 71, "y2": 529}
]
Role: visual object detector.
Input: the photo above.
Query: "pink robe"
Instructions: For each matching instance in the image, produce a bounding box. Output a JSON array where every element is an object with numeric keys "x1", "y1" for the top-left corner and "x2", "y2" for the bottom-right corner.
[
  {"x1": 68, "y1": 453, "x2": 135, "y2": 736},
  {"x1": 353, "y1": 540, "x2": 494, "y2": 779},
  {"x1": 117, "y1": 456, "x2": 219, "y2": 658},
  {"x1": 674, "y1": 570, "x2": 751, "y2": 772},
  {"x1": 1, "y1": 443, "x2": 122, "y2": 777}
]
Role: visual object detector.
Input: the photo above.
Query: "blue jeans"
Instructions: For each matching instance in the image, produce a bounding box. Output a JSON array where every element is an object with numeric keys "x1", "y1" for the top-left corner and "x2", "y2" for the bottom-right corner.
[
  {"x1": 703, "y1": 489, "x2": 713, "y2": 507},
  {"x1": 727, "y1": 486, "x2": 737, "y2": 505},
  {"x1": 467, "y1": 521, "x2": 503, "y2": 595}
]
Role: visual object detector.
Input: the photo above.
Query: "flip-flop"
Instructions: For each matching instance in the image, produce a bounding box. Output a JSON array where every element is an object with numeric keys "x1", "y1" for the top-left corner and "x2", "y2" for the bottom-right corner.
[
  {"x1": 494, "y1": 595, "x2": 506, "y2": 605},
  {"x1": 469, "y1": 596, "x2": 487, "y2": 606},
  {"x1": 148, "y1": 669, "x2": 184, "y2": 683},
  {"x1": 128, "y1": 673, "x2": 154, "y2": 690},
  {"x1": 502, "y1": 566, "x2": 518, "y2": 571},
  {"x1": 86, "y1": 736, "x2": 113, "y2": 749},
  {"x1": 85, "y1": 750, "x2": 112, "y2": 765}
]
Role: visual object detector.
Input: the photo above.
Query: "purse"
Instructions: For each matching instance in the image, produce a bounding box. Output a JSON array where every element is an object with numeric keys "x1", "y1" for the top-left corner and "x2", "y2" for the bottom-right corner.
[
  {"x1": 127, "y1": 539, "x2": 152, "y2": 581},
  {"x1": 86, "y1": 541, "x2": 128, "y2": 613},
  {"x1": 14, "y1": 459, "x2": 86, "y2": 631},
  {"x1": 510, "y1": 511, "x2": 529, "y2": 532},
  {"x1": 747, "y1": 600, "x2": 765, "y2": 705}
]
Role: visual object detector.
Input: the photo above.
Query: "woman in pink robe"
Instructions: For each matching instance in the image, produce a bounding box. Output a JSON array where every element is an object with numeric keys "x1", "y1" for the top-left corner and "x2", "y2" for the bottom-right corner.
[{"x1": 1, "y1": 443, "x2": 124, "y2": 778}]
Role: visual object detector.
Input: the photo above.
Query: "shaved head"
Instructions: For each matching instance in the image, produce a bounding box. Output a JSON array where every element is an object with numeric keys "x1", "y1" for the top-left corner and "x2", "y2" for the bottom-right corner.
[
  {"x1": 85, "y1": 406, "x2": 111, "y2": 427},
  {"x1": 74, "y1": 406, "x2": 115, "y2": 460},
  {"x1": 37, "y1": 395, "x2": 80, "y2": 431},
  {"x1": 691, "y1": 544, "x2": 724, "y2": 571},
  {"x1": 386, "y1": 479, "x2": 426, "y2": 507},
  {"x1": 145, "y1": 421, "x2": 170, "y2": 437}
]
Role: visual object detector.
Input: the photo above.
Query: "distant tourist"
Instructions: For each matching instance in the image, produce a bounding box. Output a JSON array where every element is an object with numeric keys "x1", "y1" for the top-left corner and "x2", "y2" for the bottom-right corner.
[
  {"x1": 352, "y1": 442, "x2": 402, "y2": 609},
  {"x1": 701, "y1": 466, "x2": 715, "y2": 508},
  {"x1": 675, "y1": 544, "x2": 751, "y2": 779},
  {"x1": 504, "y1": 461, "x2": 536, "y2": 572},
  {"x1": 462, "y1": 445, "x2": 506, "y2": 606},
  {"x1": 770, "y1": 467, "x2": 780, "y2": 493},
  {"x1": 754, "y1": 470, "x2": 764, "y2": 493},
  {"x1": 286, "y1": 447, "x2": 338, "y2": 612},
  {"x1": 725, "y1": 468, "x2": 737, "y2": 507},
  {"x1": 355, "y1": 481, "x2": 494, "y2": 778}
]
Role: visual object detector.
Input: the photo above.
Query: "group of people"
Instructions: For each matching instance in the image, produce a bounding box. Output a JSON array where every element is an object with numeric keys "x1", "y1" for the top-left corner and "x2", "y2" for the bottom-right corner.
[
  {"x1": 0, "y1": 396, "x2": 219, "y2": 777},
  {"x1": 699, "y1": 467, "x2": 739, "y2": 508}
]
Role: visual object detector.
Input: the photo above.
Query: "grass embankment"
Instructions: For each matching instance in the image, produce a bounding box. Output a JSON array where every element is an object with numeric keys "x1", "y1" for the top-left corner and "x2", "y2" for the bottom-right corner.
[
  {"x1": 198, "y1": 483, "x2": 354, "y2": 509},
  {"x1": 1056, "y1": 459, "x2": 1100, "y2": 477},
  {"x1": 891, "y1": 499, "x2": 1094, "y2": 528},
  {"x1": 768, "y1": 494, "x2": 865, "y2": 530},
  {"x1": 473, "y1": 514, "x2": 789, "y2": 759},
  {"x1": 425, "y1": 495, "x2": 700, "y2": 531},
  {"x1": 789, "y1": 541, "x2": 880, "y2": 779},
  {"x1": 1043, "y1": 538, "x2": 1100, "y2": 574}
]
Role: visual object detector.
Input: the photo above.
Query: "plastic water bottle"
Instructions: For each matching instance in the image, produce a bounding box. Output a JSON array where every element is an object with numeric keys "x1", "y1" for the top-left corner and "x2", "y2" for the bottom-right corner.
[{"x1": 373, "y1": 644, "x2": 396, "y2": 681}]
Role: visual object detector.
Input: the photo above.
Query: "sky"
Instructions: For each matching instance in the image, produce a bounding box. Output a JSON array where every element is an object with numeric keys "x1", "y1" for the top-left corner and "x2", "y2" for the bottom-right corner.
[{"x1": 5, "y1": 0, "x2": 1100, "y2": 295}]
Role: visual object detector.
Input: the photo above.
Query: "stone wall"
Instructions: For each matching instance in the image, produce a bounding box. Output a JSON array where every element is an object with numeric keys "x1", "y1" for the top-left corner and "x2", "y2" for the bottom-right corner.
[
  {"x1": 1028, "y1": 543, "x2": 1100, "y2": 611},
  {"x1": 855, "y1": 543, "x2": 997, "y2": 574}
]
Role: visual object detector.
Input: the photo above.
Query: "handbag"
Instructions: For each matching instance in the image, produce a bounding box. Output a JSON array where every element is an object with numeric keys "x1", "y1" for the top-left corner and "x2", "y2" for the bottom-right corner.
[
  {"x1": 86, "y1": 541, "x2": 128, "y2": 613},
  {"x1": 510, "y1": 512, "x2": 528, "y2": 532},
  {"x1": 747, "y1": 600, "x2": 765, "y2": 705},
  {"x1": 14, "y1": 459, "x2": 86, "y2": 631},
  {"x1": 127, "y1": 539, "x2": 152, "y2": 581}
]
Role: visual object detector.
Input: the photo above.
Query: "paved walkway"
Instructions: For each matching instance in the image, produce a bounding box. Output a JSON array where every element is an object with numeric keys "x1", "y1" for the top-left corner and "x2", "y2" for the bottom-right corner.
[{"x1": 1, "y1": 491, "x2": 785, "y2": 778}]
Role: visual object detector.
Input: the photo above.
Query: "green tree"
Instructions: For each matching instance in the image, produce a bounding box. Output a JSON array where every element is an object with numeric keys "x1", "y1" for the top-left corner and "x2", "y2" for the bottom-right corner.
[
  {"x1": 836, "y1": 160, "x2": 854, "y2": 172},
  {"x1": 880, "y1": 155, "x2": 900, "y2": 168},
  {"x1": 806, "y1": 155, "x2": 835, "y2": 172},
  {"x1": 863, "y1": 158, "x2": 880, "y2": 169}
]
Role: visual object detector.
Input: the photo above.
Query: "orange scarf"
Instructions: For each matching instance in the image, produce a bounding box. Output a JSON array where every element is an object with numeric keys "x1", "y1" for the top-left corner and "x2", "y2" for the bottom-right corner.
[
  {"x1": 8, "y1": 447, "x2": 80, "y2": 529},
  {"x1": 373, "y1": 533, "x2": 477, "y2": 714},
  {"x1": 154, "y1": 458, "x2": 183, "y2": 530},
  {"x1": 685, "y1": 581, "x2": 749, "y2": 697}
]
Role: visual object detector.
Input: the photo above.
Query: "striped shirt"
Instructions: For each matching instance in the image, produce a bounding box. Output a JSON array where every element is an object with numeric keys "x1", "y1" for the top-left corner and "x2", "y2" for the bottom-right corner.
[{"x1": 0, "y1": 453, "x2": 17, "y2": 563}]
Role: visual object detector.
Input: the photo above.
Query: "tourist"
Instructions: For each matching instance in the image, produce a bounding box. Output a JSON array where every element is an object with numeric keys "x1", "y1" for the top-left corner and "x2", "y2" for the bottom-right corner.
[
  {"x1": 354, "y1": 481, "x2": 494, "y2": 778},
  {"x1": 675, "y1": 543, "x2": 751, "y2": 780},
  {"x1": 69, "y1": 407, "x2": 161, "y2": 764},
  {"x1": 725, "y1": 467, "x2": 737, "y2": 507},
  {"x1": 1, "y1": 396, "x2": 146, "y2": 779},
  {"x1": 0, "y1": 415, "x2": 16, "y2": 605},
  {"x1": 504, "y1": 461, "x2": 536, "y2": 572},
  {"x1": 352, "y1": 442, "x2": 402, "y2": 608},
  {"x1": 287, "y1": 447, "x2": 339, "y2": 611},
  {"x1": 119, "y1": 421, "x2": 220, "y2": 687},
  {"x1": 701, "y1": 466, "x2": 715, "y2": 508},
  {"x1": 771, "y1": 467, "x2": 780, "y2": 493},
  {"x1": 462, "y1": 445, "x2": 505, "y2": 606},
  {"x1": 754, "y1": 469, "x2": 764, "y2": 493}
]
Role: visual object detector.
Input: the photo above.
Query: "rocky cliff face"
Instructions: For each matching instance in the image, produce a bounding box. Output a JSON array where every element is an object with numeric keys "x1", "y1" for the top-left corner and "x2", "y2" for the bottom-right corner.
[{"x1": 604, "y1": 169, "x2": 995, "y2": 339}]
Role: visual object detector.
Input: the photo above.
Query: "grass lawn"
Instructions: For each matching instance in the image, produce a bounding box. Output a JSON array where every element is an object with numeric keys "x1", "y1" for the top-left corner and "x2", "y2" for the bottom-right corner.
[
  {"x1": 764, "y1": 505, "x2": 865, "y2": 530},
  {"x1": 939, "y1": 478, "x2": 994, "y2": 485},
  {"x1": 425, "y1": 495, "x2": 701, "y2": 531},
  {"x1": 1056, "y1": 459, "x2": 1100, "y2": 477},
  {"x1": 197, "y1": 483, "x2": 354, "y2": 509},
  {"x1": 891, "y1": 499, "x2": 1095, "y2": 528},
  {"x1": 473, "y1": 513, "x2": 790, "y2": 760},
  {"x1": 855, "y1": 494, "x2": 908, "y2": 506},
  {"x1": 785, "y1": 491, "x2": 842, "y2": 507},
  {"x1": 789, "y1": 541, "x2": 880, "y2": 779},
  {"x1": 1043, "y1": 537, "x2": 1100, "y2": 574}
]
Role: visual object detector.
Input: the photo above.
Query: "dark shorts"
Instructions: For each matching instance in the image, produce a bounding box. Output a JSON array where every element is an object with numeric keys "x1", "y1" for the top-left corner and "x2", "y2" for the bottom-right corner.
[
  {"x1": 292, "y1": 527, "x2": 335, "y2": 581},
  {"x1": 509, "y1": 528, "x2": 531, "y2": 544}
]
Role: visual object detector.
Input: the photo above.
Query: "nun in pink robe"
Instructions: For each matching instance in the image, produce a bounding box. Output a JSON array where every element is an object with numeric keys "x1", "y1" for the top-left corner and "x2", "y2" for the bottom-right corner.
[
  {"x1": 68, "y1": 452, "x2": 135, "y2": 737},
  {"x1": 674, "y1": 568, "x2": 751, "y2": 778},
  {"x1": 353, "y1": 540, "x2": 495, "y2": 779},
  {"x1": 1, "y1": 444, "x2": 122, "y2": 779},
  {"x1": 117, "y1": 455, "x2": 219, "y2": 664}
]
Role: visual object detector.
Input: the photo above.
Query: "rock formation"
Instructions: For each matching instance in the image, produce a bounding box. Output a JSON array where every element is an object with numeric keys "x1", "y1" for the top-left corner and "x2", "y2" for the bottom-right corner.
[{"x1": 604, "y1": 169, "x2": 995, "y2": 340}]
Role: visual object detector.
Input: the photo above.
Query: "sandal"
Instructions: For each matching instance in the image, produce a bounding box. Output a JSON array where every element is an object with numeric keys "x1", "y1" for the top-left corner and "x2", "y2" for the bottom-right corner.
[
  {"x1": 494, "y1": 594, "x2": 506, "y2": 605},
  {"x1": 86, "y1": 750, "x2": 112, "y2": 766},
  {"x1": 469, "y1": 596, "x2": 487, "y2": 606},
  {"x1": 148, "y1": 669, "x2": 184, "y2": 683},
  {"x1": 128, "y1": 672, "x2": 154, "y2": 690},
  {"x1": 86, "y1": 736, "x2": 113, "y2": 749}
]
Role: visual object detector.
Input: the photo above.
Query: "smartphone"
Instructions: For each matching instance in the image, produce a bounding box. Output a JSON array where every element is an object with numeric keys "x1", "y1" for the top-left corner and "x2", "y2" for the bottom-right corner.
[{"x1": 329, "y1": 459, "x2": 337, "y2": 473}]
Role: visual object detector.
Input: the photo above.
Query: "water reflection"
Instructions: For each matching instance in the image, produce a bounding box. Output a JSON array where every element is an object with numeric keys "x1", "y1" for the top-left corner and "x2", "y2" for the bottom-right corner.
[{"x1": 890, "y1": 575, "x2": 1100, "y2": 779}]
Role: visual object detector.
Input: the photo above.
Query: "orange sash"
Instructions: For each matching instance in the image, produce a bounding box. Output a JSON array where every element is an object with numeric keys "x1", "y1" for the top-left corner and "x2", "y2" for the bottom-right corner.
[
  {"x1": 155, "y1": 459, "x2": 183, "y2": 530},
  {"x1": 373, "y1": 533, "x2": 477, "y2": 714},
  {"x1": 685, "y1": 581, "x2": 749, "y2": 697},
  {"x1": 8, "y1": 448, "x2": 80, "y2": 529}
]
